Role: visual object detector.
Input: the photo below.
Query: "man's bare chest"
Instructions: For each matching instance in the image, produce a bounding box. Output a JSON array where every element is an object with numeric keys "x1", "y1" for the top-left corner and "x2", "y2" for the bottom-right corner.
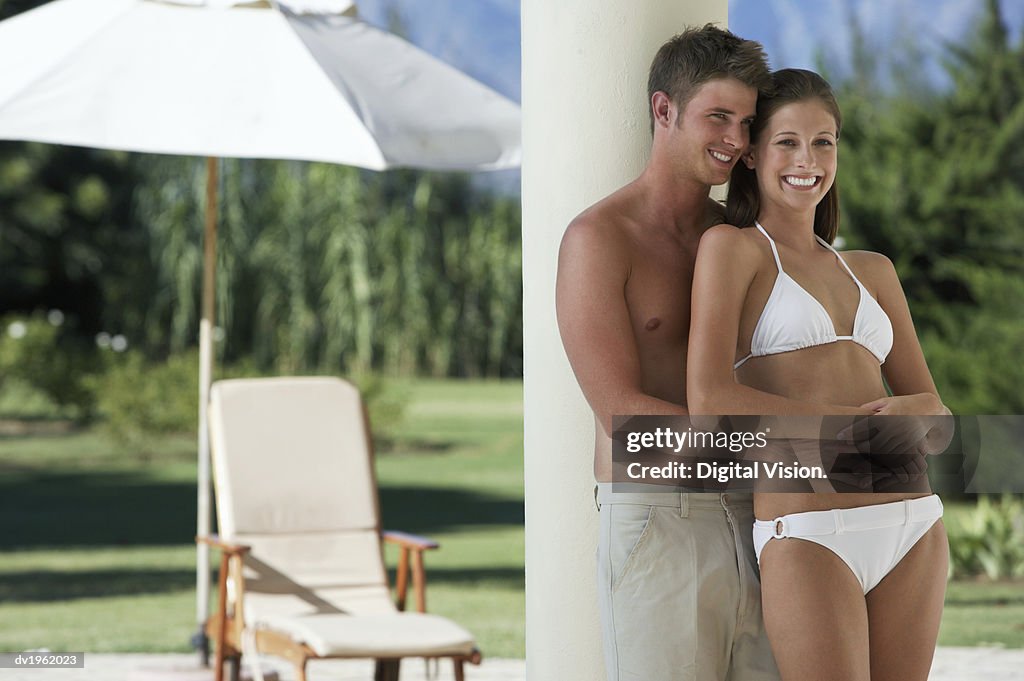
[{"x1": 623, "y1": 255, "x2": 695, "y2": 348}]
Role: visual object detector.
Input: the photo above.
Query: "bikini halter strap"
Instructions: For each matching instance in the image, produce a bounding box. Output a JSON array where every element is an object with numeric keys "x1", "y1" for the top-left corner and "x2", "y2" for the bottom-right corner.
[{"x1": 754, "y1": 222, "x2": 783, "y2": 272}]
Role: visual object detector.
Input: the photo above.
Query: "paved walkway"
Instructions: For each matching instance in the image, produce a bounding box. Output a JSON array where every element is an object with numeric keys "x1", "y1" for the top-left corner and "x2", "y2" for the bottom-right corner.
[{"x1": 2, "y1": 648, "x2": 1023, "y2": 681}]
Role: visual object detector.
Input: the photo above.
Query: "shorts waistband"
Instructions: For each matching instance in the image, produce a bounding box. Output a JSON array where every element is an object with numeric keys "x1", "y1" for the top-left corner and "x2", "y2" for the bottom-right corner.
[
  {"x1": 596, "y1": 482, "x2": 752, "y2": 509},
  {"x1": 755, "y1": 495, "x2": 943, "y2": 539}
]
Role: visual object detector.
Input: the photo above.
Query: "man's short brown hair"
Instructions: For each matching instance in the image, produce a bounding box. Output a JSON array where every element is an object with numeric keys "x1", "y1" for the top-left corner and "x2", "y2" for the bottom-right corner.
[{"x1": 647, "y1": 24, "x2": 771, "y2": 133}]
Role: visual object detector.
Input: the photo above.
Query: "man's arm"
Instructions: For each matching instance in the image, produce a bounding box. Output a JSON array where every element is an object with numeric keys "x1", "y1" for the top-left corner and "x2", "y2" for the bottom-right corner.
[{"x1": 556, "y1": 216, "x2": 685, "y2": 437}]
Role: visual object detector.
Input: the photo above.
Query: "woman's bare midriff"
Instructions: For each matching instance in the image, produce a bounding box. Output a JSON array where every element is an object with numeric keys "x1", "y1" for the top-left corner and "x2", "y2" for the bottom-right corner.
[{"x1": 737, "y1": 342, "x2": 933, "y2": 520}]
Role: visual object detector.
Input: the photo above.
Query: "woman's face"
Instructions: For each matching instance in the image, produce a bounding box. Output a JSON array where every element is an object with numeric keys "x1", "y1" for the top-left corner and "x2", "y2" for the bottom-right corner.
[{"x1": 744, "y1": 99, "x2": 838, "y2": 215}]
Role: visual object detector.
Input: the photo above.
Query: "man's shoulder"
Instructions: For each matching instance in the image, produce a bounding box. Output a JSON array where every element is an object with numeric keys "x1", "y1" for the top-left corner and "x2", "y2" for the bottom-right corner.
[{"x1": 562, "y1": 188, "x2": 640, "y2": 254}]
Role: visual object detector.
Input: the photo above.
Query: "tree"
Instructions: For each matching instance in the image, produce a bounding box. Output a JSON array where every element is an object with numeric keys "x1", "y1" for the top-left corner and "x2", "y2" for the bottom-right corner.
[{"x1": 837, "y1": 0, "x2": 1024, "y2": 413}]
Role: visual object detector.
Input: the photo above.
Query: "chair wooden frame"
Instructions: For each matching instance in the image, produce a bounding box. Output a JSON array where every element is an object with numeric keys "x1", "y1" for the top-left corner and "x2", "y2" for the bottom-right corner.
[{"x1": 197, "y1": 531, "x2": 482, "y2": 681}]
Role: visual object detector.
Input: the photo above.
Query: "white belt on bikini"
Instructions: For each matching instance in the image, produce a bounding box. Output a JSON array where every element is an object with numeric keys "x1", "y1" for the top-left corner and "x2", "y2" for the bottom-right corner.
[{"x1": 761, "y1": 495, "x2": 943, "y2": 539}]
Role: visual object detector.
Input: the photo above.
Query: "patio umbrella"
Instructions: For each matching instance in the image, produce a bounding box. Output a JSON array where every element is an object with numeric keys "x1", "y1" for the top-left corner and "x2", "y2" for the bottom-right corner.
[{"x1": 0, "y1": 0, "x2": 521, "y2": 658}]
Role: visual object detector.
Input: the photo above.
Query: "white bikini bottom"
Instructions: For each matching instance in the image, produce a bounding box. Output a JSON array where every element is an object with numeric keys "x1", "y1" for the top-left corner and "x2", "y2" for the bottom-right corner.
[{"x1": 753, "y1": 495, "x2": 943, "y2": 594}]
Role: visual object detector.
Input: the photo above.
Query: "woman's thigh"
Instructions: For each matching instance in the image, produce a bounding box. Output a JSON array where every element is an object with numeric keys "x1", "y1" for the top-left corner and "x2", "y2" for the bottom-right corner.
[
  {"x1": 759, "y1": 538, "x2": 869, "y2": 681},
  {"x1": 866, "y1": 521, "x2": 949, "y2": 681}
]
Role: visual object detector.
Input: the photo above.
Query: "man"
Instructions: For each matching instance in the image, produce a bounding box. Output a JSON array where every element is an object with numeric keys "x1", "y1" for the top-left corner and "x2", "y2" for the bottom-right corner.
[{"x1": 555, "y1": 25, "x2": 777, "y2": 681}]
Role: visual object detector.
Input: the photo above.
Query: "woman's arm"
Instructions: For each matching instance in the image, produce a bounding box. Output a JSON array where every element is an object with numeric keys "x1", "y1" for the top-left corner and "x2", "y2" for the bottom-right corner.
[
  {"x1": 854, "y1": 252, "x2": 951, "y2": 455},
  {"x1": 856, "y1": 252, "x2": 947, "y2": 412},
  {"x1": 686, "y1": 225, "x2": 868, "y2": 416}
]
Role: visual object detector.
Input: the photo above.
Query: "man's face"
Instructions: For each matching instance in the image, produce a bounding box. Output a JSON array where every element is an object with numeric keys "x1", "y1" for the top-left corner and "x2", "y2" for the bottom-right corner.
[{"x1": 666, "y1": 78, "x2": 758, "y2": 186}]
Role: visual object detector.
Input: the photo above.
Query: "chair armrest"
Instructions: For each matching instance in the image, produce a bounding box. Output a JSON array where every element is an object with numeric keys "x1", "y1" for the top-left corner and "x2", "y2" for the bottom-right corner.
[
  {"x1": 382, "y1": 530, "x2": 439, "y2": 613},
  {"x1": 382, "y1": 530, "x2": 439, "y2": 551},
  {"x1": 196, "y1": 534, "x2": 250, "y2": 658},
  {"x1": 196, "y1": 534, "x2": 252, "y2": 556}
]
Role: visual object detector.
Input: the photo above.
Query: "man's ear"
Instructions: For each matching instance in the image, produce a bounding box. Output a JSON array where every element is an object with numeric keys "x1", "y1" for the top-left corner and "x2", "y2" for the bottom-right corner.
[
  {"x1": 651, "y1": 91, "x2": 674, "y2": 129},
  {"x1": 742, "y1": 149, "x2": 756, "y2": 169}
]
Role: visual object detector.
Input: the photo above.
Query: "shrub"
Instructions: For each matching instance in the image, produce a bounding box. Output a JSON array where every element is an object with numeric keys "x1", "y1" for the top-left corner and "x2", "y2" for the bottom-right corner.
[
  {"x1": 349, "y1": 371, "x2": 408, "y2": 450},
  {"x1": 0, "y1": 313, "x2": 100, "y2": 420},
  {"x1": 90, "y1": 351, "x2": 405, "y2": 457},
  {"x1": 90, "y1": 350, "x2": 200, "y2": 457},
  {"x1": 947, "y1": 495, "x2": 1024, "y2": 580}
]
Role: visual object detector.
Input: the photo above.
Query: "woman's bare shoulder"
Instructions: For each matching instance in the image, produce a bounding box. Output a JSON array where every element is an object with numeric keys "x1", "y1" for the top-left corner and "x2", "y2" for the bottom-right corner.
[
  {"x1": 700, "y1": 222, "x2": 764, "y2": 250},
  {"x1": 698, "y1": 223, "x2": 770, "y2": 271},
  {"x1": 841, "y1": 249, "x2": 898, "y2": 278}
]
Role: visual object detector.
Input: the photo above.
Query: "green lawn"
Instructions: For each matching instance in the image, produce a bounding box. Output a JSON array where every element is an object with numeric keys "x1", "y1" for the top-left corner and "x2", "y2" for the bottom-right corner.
[
  {"x1": 0, "y1": 380, "x2": 1021, "y2": 657},
  {"x1": 0, "y1": 379, "x2": 525, "y2": 657},
  {"x1": 941, "y1": 580, "x2": 1024, "y2": 648}
]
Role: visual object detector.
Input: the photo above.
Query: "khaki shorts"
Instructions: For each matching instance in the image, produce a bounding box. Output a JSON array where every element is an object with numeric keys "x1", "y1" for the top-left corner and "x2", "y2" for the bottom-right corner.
[{"x1": 596, "y1": 484, "x2": 779, "y2": 681}]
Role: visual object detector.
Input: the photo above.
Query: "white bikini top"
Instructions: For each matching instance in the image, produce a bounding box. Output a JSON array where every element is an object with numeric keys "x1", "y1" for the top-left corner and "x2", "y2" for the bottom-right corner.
[{"x1": 733, "y1": 222, "x2": 894, "y2": 369}]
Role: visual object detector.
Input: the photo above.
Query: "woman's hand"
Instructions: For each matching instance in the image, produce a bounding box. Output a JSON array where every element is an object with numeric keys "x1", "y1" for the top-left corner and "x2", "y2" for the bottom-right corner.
[
  {"x1": 860, "y1": 393, "x2": 944, "y2": 415},
  {"x1": 858, "y1": 393, "x2": 953, "y2": 458}
]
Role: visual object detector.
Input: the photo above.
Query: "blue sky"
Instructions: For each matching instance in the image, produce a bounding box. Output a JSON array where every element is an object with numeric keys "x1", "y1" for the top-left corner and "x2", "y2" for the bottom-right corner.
[
  {"x1": 730, "y1": 0, "x2": 1024, "y2": 89},
  {"x1": 356, "y1": 0, "x2": 1024, "y2": 102},
  {"x1": 356, "y1": 0, "x2": 521, "y2": 101}
]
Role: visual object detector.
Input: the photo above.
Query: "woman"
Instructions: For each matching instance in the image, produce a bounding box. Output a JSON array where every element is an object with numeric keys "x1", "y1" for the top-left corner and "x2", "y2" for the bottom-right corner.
[{"x1": 687, "y1": 69, "x2": 949, "y2": 681}]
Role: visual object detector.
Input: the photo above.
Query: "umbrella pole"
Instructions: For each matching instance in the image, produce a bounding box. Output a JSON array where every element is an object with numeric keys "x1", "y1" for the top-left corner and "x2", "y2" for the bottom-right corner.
[{"x1": 194, "y1": 156, "x2": 219, "y2": 666}]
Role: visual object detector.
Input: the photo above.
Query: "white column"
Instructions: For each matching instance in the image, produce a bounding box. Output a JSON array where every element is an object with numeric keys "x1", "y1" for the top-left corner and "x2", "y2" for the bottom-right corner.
[{"x1": 521, "y1": 2, "x2": 728, "y2": 679}]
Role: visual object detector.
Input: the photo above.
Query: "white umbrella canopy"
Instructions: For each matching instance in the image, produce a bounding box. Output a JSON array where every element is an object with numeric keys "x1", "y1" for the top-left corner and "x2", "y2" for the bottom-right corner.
[
  {"x1": 0, "y1": 0, "x2": 521, "y2": 169},
  {"x1": 0, "y1": 0, "x2": 520, "y2": 659}
]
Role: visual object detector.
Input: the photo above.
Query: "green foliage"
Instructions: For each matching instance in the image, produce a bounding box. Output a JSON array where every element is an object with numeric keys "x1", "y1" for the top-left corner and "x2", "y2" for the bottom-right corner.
[
  {"x1": 350, "y1": 371, "x2": 409, "y2": 448},
  {"x1": 90, "y1": 351, "x2": 200, "y2": 457},
  {"x1": 0, "y1": 313, "x2": 100, "y2": 420},
  {"x1": 835, "y1": 0, "x2": 1024, "y2": 413},
  {"x1": 88, "y1": 348, "x2": 407, "y2": 455},
  {"x1": 128, "y1": 159, "x2": 523, "y2": 378},
  {"x1": 947, "y1": 495, "x2": 1024, "y2": 579},
  {"x1": 0, "y1": 140, "x2": 140, "y2": 337}
]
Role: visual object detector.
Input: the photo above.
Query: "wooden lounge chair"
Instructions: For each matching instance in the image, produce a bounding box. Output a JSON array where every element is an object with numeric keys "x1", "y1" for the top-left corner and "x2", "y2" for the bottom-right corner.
[{"x1": 199, "y1": 377, "x2": 481, "y2": 681}]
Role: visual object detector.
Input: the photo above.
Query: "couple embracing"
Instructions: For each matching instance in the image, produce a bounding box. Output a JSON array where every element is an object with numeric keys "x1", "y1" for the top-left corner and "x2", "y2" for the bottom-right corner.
[{"x1": 556, "y1": 25, "x2": 951, "y2": 681}]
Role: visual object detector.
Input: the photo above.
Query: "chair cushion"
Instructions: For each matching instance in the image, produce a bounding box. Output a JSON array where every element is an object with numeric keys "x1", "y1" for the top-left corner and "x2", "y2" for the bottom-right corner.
[
  {"x1": 256, "y1": 612, "x2": 477, "y2": 657},
  {"x1": 236, "y1": 530, "x2": 395, "y2": 618},
  {"x1": 210, "y1": 377, "x2": 378, "y2": 536}
]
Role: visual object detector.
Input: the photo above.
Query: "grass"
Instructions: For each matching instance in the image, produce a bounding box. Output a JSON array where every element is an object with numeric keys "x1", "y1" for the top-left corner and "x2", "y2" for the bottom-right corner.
[
  {"x1": 0, "y1": 379, "x2": 1021, "y2": 656},
  {"x1": 0, "y1": 379, "x2": 525, "y2": 657},
  {"x1": 941, "y1": 581, "x2": 1024, "y2": 648}
]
